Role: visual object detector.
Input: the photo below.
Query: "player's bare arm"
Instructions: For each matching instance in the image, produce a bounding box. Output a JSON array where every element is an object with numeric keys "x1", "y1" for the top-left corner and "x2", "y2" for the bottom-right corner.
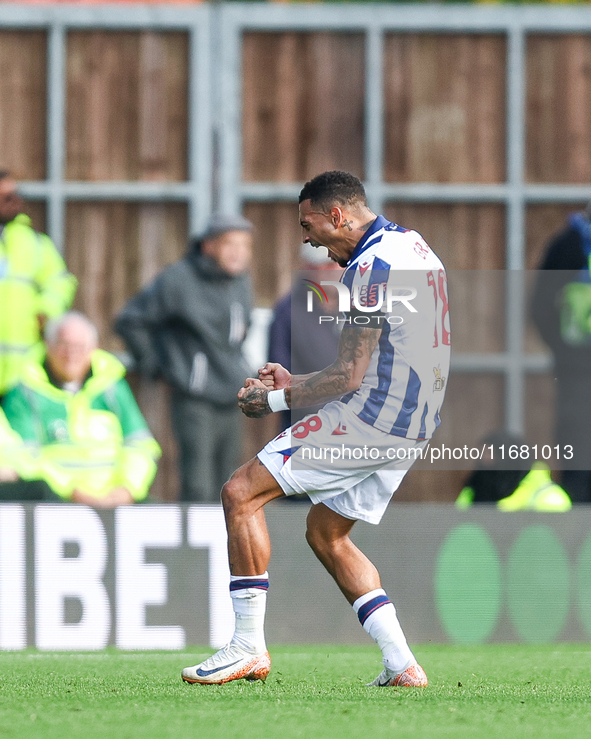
[
  {"x1": 258, "y1": 362, "x2": 322, "y2": 390},
  {"x1": 238, "y1": 325, "x2": 379, "y2": 418},
  {"x1": 288, "y1": 324, "x2": 380, "y2": 407}
]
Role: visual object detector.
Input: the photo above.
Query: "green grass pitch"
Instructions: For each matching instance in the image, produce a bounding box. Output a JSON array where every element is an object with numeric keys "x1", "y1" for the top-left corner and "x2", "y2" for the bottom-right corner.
[{"x1": 1, "y1": 644, "x2": 590, "y2": 739}]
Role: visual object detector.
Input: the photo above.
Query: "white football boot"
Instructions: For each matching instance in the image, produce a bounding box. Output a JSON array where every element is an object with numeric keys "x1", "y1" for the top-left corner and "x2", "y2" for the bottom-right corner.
[
  {"x1": 367, "y1": 663, "x2": 428, "y2": 688},
  {"x1": 182, "y1": 643, "x2": 271, "y2": 685}
]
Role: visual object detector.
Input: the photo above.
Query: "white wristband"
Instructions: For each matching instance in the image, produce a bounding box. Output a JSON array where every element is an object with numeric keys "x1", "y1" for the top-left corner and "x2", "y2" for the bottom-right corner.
[{"x1": 267, "y1": 389, "x2": 289, "y2": 413}]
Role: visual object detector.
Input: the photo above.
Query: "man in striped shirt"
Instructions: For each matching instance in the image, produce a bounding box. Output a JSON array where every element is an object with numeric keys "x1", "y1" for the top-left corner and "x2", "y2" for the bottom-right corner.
[{"x1": 182, "y1": 171, "x2": 450, "y2": 689}]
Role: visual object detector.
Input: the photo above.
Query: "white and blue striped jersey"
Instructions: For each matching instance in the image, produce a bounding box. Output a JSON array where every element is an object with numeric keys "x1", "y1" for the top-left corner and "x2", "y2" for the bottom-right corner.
[{"x1": 339, "y1": 215, "x2": 450, "y2": 440}]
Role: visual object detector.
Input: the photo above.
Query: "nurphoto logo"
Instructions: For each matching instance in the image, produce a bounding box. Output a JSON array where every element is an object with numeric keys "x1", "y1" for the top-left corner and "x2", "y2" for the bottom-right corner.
[{"x1": 303, "y1": 278, "x2": 417, "y2": 325}]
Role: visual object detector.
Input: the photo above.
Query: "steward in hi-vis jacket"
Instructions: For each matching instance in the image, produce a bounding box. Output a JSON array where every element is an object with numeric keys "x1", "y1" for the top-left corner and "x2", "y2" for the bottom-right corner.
[
  {"x1": 2, "y1": 345, "x2": 161, "y2": 504},
  {"x1": 0, "y1": 173, "x2": 77, "y2": 397}
]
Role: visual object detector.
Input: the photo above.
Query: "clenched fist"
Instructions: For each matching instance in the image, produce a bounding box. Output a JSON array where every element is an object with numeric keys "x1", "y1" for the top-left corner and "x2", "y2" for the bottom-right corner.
[
  {"x1": 257, "y1": 363, "x2": 291, "y2": 390},
  {"x1": 238, "y1": 378, "x2": 272, "y2": 418}
]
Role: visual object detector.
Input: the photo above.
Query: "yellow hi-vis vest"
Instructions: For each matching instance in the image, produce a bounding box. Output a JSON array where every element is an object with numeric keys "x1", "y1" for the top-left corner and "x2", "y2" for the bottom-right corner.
[
  {"x1": 496, "y1": 463, "x2": 572, "y2": 512},
  {"x1": 0, "y1": 406, "x2": 28, "y2": 472},
  {"x1": 2, "y1": 350, "x2": 161, "y2": 501},
  {"x1": 0, "y1": 214, "x2": 77, "y2": 394},
  {"x1": 0, "y1": 406, "x2": 72, "y2": 491},
  {"x1": 456, "y1": 463, "x2": 572, "y2": 512}
]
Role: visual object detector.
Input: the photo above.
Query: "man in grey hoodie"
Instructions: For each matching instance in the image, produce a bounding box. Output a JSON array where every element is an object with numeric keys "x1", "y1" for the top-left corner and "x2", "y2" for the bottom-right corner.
[{"x1": 114, "y1": 214, "x2": 253, "y2": 502}]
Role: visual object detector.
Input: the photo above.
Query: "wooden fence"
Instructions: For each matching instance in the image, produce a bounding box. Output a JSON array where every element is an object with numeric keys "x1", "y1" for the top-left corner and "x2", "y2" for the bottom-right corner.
[{"x1": 1, "y1": 28, "x2": 589, "y2": 501}]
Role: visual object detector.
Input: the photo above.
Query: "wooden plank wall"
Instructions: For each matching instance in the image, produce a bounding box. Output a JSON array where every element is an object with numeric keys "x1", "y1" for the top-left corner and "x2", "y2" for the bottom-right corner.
[
  {"x1": 383, "y1": 34, "x2": 506, "y2": 184},
  {"x1": 527, "y1": 36, "x2": 591, "y2": 184},
  {"x1": 242, "y1": 32, "x2": 365, "y2": 183},
  {"x1": 0, "y1": 32, "x2": 47, "y2": 181},
  {"x1": 64, "y1": 32, "x2": 189, "y2": 501},
  {"x1": 66, "y1": 32, "x2": 188, "y2": 181},
  {"x1": 0, "y1": 29, "x2": 589, "y2": 502}
]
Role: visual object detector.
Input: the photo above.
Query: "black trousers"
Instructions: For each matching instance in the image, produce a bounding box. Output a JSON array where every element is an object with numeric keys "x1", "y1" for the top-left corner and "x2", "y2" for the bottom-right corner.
[{"x1": 170, "y1": 393, "x2": 242, "y2": 503}]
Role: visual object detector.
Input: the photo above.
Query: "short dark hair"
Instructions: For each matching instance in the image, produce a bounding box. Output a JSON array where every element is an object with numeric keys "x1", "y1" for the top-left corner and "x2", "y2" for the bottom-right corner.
[{"x1": 298, "y1": 171, "x2": 367, "y2": 211}]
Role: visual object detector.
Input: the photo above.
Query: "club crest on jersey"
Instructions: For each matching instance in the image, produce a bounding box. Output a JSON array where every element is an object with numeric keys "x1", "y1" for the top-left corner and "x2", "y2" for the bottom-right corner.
[{"x1": 433, "y1": 365, "x2": 446, "y2": 392}]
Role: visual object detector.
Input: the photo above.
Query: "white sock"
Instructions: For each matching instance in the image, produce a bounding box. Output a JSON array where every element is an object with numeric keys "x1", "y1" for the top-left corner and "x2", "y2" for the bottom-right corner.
[
  {"x1": 353, "y1": 588, "x2": 415, "y2": 674},
  {"x1": 229, "y1": 572, "x2": 268, "y2": 654}
]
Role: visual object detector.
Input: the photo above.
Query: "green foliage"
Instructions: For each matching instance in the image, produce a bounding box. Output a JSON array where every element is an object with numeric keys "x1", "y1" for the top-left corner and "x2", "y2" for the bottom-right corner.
[{"x1": 1, "y1": 645, "x2": 590, "y2": 739}]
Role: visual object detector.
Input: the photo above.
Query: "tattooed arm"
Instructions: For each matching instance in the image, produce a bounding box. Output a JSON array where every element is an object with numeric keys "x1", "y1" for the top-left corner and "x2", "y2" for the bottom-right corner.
[
  {"x1": 238, "y1": 325, "x2": 380, "y2": 418},
  {"x1": 288, "y1": 324, "x2": 380, "y2": 407}
]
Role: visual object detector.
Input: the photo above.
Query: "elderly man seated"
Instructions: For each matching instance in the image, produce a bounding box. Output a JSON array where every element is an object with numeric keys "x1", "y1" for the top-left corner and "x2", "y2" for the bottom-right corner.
[{"x1": 2, "y1": 312, "x2": 161, "y2": 507}]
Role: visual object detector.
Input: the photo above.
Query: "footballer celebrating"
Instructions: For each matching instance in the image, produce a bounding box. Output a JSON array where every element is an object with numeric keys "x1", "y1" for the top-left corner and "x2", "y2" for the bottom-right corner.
[{"x1": 182, "y1": 171, "x2": 450, "y2": 688}]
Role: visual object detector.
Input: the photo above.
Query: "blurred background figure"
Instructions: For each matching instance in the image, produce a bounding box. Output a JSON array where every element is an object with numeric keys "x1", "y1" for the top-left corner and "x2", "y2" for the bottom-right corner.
[
  {"x1": 1, "y1": 312, "x2": 160, "y2": 508},
  {"x1": 456, "y1": 431, "x2": 571, "y2": 512},
  {"x1": 115, "y1": 214, "x2": 253, "y2": 503},
  {"x1": 268, "y1": 241, "x2": 342, "y2": 430},
  {"x1": 0, "y1": 170, "x2": 77, "y2": 401},
  {"x1": 531, "y1": 205, "x2": 591, "y2": 503}
]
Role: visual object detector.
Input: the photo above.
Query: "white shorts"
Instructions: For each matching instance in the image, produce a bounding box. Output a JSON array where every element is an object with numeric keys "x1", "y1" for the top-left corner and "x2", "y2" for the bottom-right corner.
[{"x1": 258, "y1": 401, "x2": 427, "y2": 525}]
